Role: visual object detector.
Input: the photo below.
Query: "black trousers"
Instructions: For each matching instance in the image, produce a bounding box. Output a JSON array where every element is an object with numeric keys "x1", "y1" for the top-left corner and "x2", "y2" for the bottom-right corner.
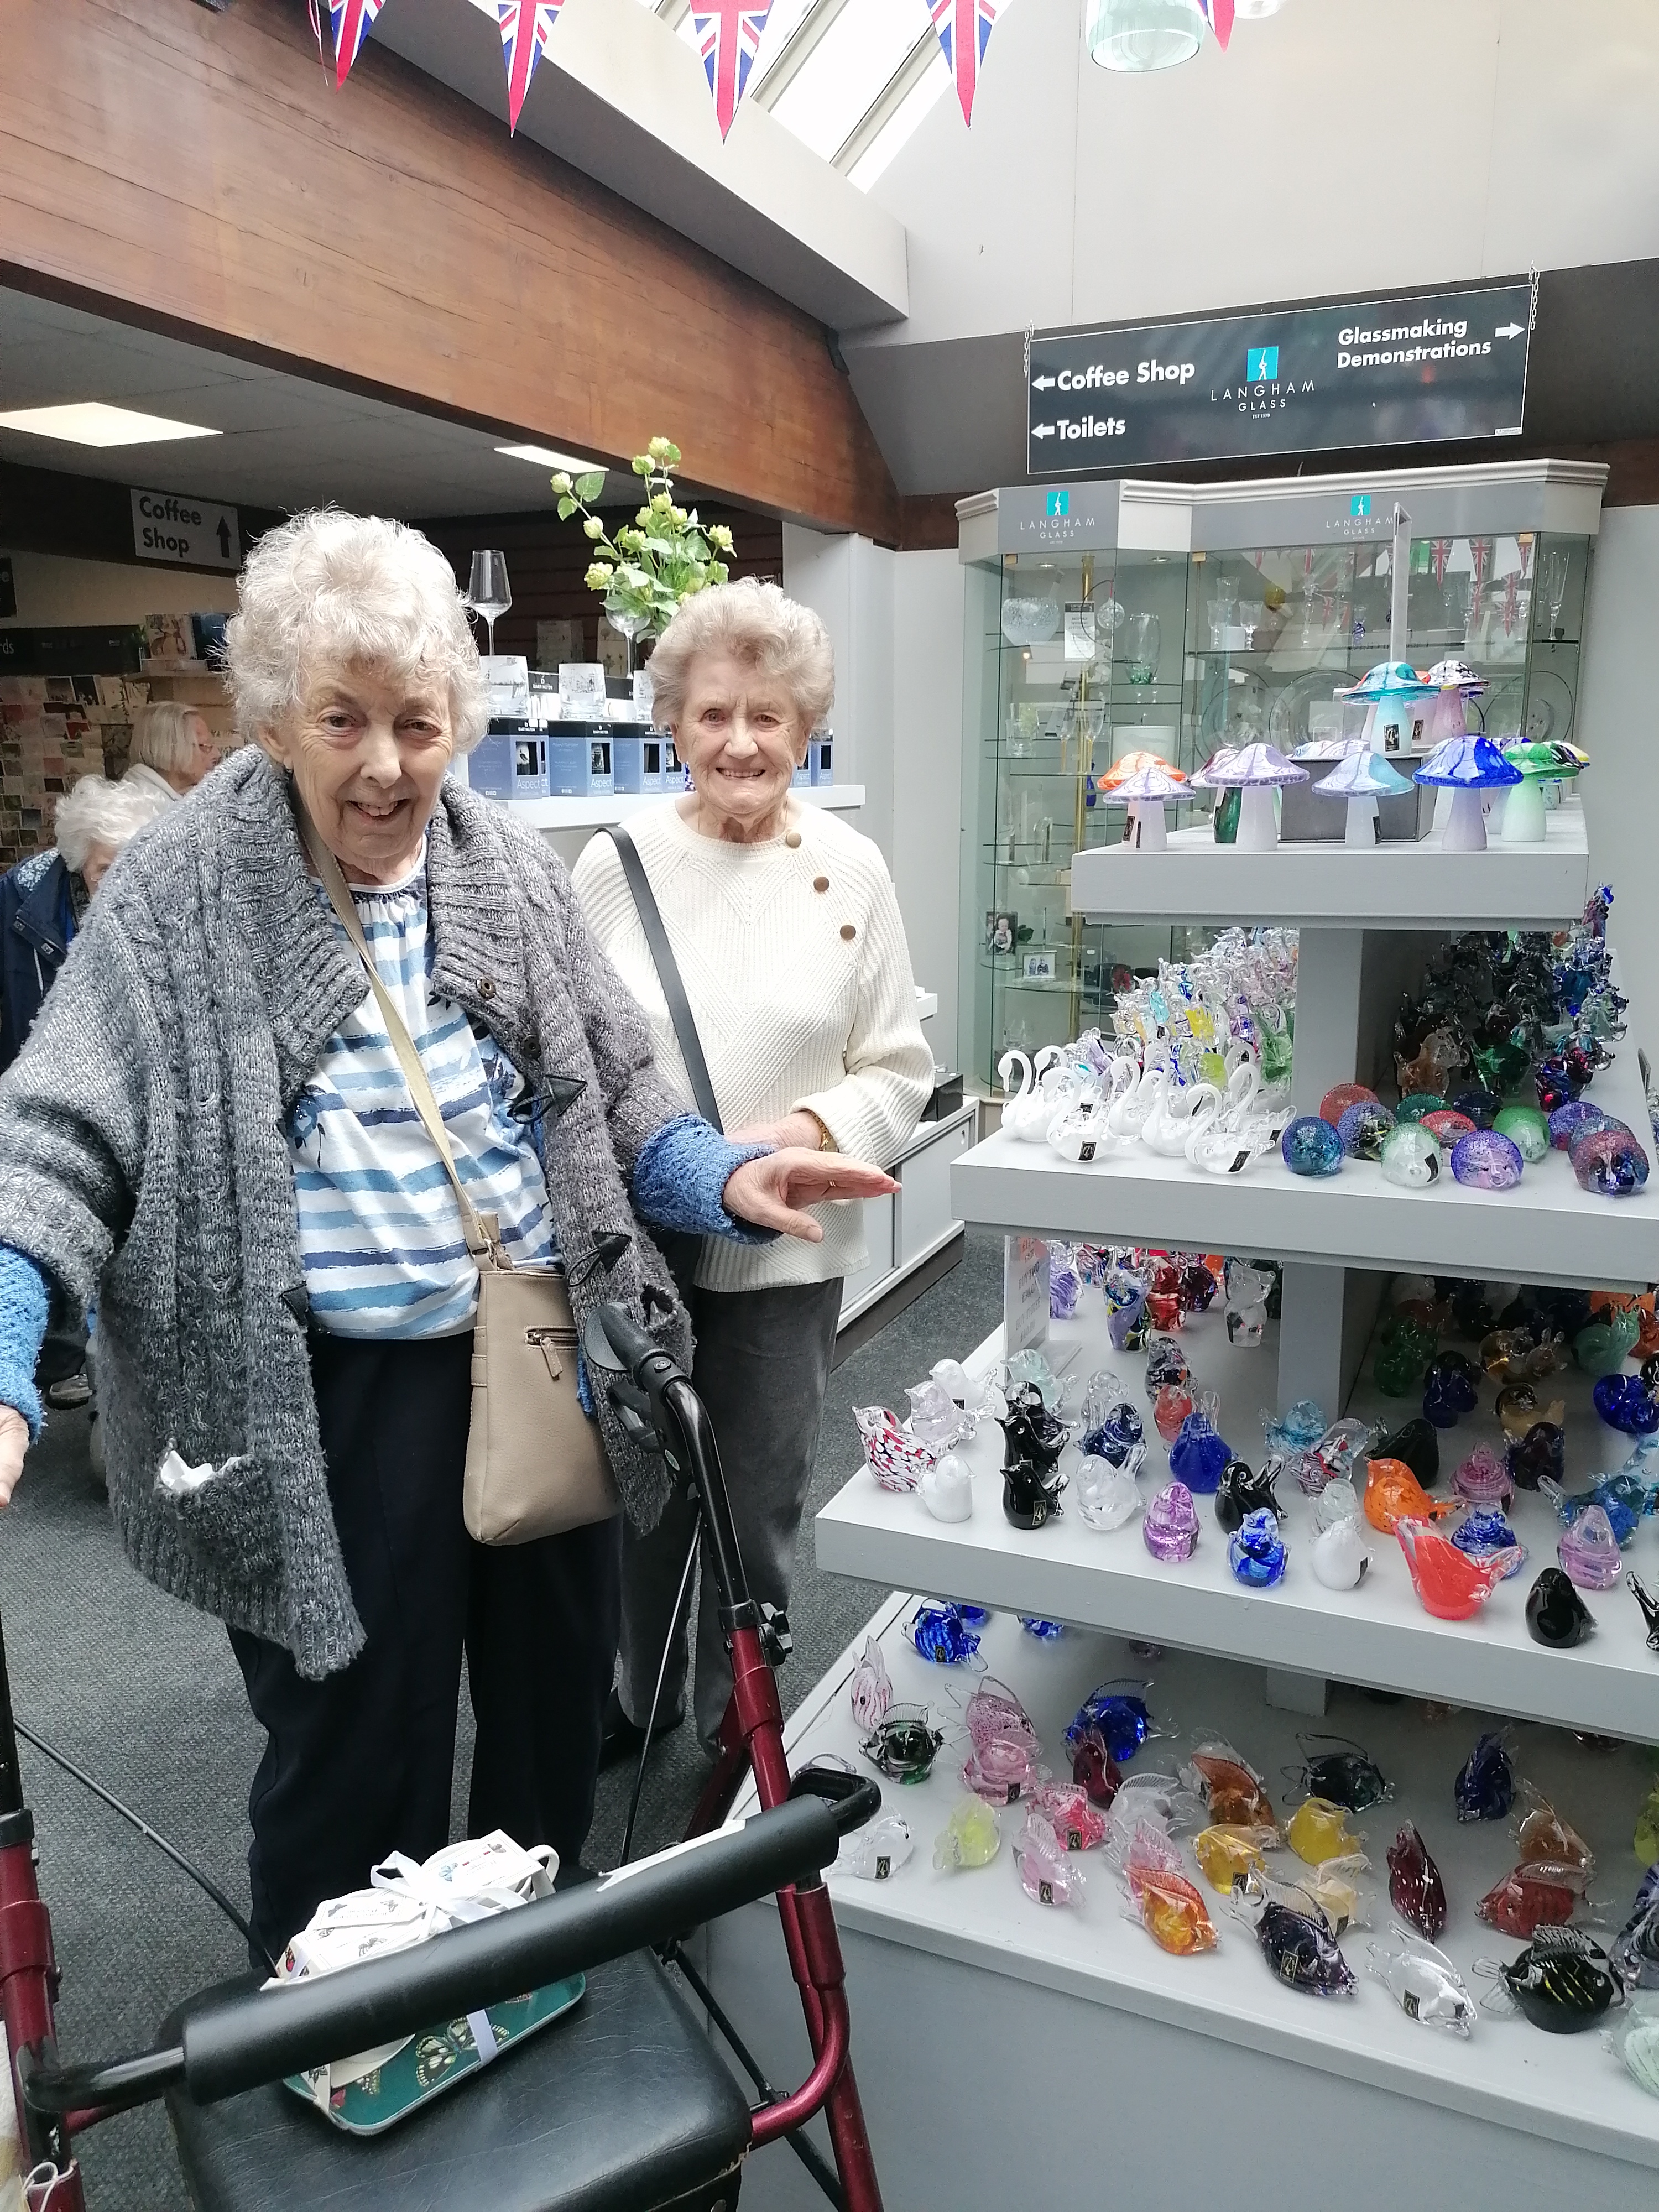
[{"x1": 229, "y1": 1330, "x2": 621, "y2": 1965}]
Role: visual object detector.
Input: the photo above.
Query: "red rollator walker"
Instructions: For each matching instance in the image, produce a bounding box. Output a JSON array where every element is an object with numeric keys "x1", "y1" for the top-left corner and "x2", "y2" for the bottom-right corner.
[{"x1": 1, "y1": 1302, "x2": 886, "y2": 2212}]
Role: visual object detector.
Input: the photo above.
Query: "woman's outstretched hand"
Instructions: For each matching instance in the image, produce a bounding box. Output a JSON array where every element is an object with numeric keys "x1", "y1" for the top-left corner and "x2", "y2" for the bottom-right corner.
[
  {"x1": 0, "y1": 1406, "x2": 28, "y2": 1505},
  {"x1": 722, "y1": 1148, "x2": 898, "y2": 1243}
]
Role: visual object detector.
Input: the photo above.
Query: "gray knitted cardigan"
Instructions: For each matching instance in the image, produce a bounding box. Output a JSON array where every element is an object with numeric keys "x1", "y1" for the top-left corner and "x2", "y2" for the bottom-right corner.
[{"x1": 0, "y1": 753, "x2": 692, "y2": 1679}]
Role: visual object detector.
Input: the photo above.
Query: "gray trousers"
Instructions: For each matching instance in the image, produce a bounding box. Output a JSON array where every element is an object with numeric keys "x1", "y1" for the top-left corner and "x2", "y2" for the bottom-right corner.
[{"x1": 618, "y1": 1277, "x2": 843, "y2": 1746}]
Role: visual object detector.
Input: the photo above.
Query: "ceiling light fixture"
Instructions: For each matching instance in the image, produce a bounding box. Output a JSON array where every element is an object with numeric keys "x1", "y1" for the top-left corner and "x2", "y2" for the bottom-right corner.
[
  {"x1": 1086, "y1": 0, "x2": 1206, "y2": 70},
  {"x1": 0, "y1": 402, "x2": 221, "y2": 448},
  {"x1": 495, "y1": 443, "x2": 608, "y2": 482}
]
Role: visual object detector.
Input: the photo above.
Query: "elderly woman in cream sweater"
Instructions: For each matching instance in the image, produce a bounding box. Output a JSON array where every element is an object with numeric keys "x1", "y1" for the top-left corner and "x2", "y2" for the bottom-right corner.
[{"x1": 573, "y1": 580, "x2": 932, "y2": 1757}]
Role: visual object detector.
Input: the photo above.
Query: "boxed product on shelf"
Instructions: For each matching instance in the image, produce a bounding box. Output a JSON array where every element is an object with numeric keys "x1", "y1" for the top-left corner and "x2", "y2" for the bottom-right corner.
[{"x1": 468, "y1": 724, "x2": 547, "y2": 801}]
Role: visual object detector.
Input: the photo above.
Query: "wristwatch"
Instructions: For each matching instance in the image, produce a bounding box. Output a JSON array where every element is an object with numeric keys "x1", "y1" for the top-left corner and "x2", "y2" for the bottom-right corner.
[{"x1": 802, "y1": 1108, "x2": 835, "y2": 1152}]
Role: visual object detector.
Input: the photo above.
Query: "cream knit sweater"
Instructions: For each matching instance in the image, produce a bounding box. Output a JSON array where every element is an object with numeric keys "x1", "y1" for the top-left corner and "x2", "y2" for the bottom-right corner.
[{"x1": 572, "y1": 801, "x2": 934, "y2": 1292}]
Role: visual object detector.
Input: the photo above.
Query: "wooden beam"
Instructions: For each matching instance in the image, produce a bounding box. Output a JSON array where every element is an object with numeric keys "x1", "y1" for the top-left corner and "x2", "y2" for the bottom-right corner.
[{"x1": 0, "y1": 0, "x2": 899, "y2": 541}]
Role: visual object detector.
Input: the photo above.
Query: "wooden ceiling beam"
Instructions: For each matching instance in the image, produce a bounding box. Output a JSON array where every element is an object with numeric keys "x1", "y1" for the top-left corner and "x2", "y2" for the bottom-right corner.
[{"x1": 0, "y1": 0, "x2": 899, "y2": 541}]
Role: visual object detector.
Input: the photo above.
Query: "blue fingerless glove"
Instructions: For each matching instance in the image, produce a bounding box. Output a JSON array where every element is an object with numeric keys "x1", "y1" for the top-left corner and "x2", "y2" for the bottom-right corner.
[
  {"x1": 0, "y1": 1247, "x2": 51, "y2": 1441},
  {"x1": 632, "y1": 1115, "x2": 780, "y2": 1245}
]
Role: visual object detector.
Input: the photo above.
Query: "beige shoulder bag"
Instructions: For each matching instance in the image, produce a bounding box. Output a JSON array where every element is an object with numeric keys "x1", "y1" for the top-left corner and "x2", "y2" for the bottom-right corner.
[{"x1": 300, "y1": 812, "x2": 618, "y2": 1544}]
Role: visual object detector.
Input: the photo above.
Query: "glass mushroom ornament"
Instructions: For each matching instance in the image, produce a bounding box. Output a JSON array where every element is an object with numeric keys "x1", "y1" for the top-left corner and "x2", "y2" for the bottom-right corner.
[
  {"x1": 1312, "y1": 744, "x2": 1415, "y2": 848},
  {"x1": 1413, "y1": 733, "x2": 1522, "y2": 854},
  {"x1": 1501, "y1": 739, "x2": 1587, "y2": 845},
  {"x1": 1421, "y1": 659, "x2": 1485, "y2": 754},
  {"x1": 1192, "y1": 743, "x2": 1308, "y2": 853},
  {"x1": 1102, "y1": 755, "x2": 1188, "y2": 852},
  {"x1": 1338, "y1": 661, "x2": 1438, "y2": 757}
]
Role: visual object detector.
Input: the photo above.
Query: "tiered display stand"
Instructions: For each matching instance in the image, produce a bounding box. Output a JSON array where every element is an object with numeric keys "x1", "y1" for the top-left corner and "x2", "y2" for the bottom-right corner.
[{"x1": 700, "y1": 798, "x2": 1659, "y2": 2212}]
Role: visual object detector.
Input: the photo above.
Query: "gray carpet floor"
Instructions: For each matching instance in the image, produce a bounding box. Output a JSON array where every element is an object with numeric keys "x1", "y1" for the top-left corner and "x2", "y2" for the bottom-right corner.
[{"x1": 2, "y1": 1231, "x2": 1001, "y2": 2210}]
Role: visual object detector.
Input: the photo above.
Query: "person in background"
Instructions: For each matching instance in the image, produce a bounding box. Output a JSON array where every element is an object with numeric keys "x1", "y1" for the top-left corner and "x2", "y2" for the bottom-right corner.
[
  {"x1": 573, "y1": 579, "x2": 933, "y2": 1761},
  {"x1": 0, "y1": 512, "x2": 895, "y2": 1966},
  {"x1": 122, "y1": 699, "x2": 220, "y2": 802},
  {"x1": 0, "y1": 774, "x2": 169, "y2": 1412},
  {"x1": 0, "y1": 775, "x2": 169, "y2": 1073}
]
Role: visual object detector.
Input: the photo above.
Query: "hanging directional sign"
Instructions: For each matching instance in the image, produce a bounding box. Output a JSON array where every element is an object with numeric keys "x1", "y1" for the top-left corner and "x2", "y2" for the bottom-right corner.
[
  {"x1": 1026, "y1": 281, "x2": 1533, "y2": 476},
  {"x1": 129, "y1": 488, "x2": 241, "y2": 572}
]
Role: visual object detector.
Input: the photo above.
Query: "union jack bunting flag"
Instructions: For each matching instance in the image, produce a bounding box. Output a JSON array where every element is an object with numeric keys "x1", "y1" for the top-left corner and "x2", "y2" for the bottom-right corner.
[
  {"x1": 930, "y1": 0, "x2": 998, "y2": 127},
  {"x1": 328, "y1": 0, "x2": 387, "y2": 85},
  {"x1": 690, "y1": 2, "x2": 774, "y2": 140},
  {"x1": 468, "y1": 0, "x2": 570, "y2": 132},
  {"x1": 1197, "y1": 0, "x2": 1235, "y2": 46}
]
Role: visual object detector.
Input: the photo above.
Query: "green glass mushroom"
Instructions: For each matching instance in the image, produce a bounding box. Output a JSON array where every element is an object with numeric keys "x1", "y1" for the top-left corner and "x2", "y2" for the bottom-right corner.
[{"x1": 1500, "y1": 739, "x2": 1587, "y2": 844}]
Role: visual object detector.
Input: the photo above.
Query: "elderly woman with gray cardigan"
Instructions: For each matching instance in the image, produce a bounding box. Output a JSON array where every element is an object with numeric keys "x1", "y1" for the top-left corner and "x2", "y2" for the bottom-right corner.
[{"x1": 0, "y1": 512, "x2": 893, "y2": 1963}]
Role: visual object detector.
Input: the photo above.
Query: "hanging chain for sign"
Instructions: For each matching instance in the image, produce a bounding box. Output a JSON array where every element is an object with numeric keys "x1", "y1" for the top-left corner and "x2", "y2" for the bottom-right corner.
[{"x1": 1528, "y1": 263, "x2": 1540, "y2": 332}]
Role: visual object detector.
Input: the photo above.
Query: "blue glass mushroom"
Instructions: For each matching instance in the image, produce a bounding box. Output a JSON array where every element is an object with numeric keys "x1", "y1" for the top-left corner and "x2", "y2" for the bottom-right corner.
[
  {"x1": 1413, "y1": 734, "x2": 1522, "y2": 854},
  {"x1": 1338, "y1": 661, "x2": 1438, "y2": 755}
]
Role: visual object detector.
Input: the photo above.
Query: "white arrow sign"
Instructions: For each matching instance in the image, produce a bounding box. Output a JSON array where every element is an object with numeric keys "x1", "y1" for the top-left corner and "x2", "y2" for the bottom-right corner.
[
  {"x1": 1031, "y1": 374, "x2": 1056, "y2": 390},
  {"x1": 1494, "y1": 322, "x2": 1524, "y2": 340},
  {"x1": 1030, "y1": 423, "x2": 1056, "y2": 439}
]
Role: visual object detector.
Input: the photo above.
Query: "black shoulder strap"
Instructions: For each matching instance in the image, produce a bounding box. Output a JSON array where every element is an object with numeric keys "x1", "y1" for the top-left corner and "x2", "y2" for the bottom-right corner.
[{"x1": 601, "y1": 825, "x2": 723, "y2": 1133}]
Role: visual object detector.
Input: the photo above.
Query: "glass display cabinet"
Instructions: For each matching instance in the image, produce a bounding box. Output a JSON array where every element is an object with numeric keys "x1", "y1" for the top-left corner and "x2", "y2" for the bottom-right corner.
[{"x1": 957, "y1": 462, "x2": 1603, "y2": 1088}]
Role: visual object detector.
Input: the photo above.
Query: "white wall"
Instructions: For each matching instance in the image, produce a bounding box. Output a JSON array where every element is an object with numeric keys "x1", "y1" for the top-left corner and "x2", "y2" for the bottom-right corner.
[
  {"x1": 0, "y1": 549, "x2": 241, "y2": 629},
  {"x1": 862, "y1": 0, "x2": 1659, "y2": 352},
  {"x1": 891, "y1": 548, "x2": 964, "y2": 1072},
  {"x1": 781, "y1": 523, "x2": 894, "y2": 860},
  {"x1": 1576, "y1": 506, "x2": 1659, "y2": 1062}
]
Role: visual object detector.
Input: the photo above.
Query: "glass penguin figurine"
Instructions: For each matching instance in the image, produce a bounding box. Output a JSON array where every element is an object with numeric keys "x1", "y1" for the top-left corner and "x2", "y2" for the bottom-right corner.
[{"x1": 998, "y1": 1382, "x2": 1069, "y2": 1530}]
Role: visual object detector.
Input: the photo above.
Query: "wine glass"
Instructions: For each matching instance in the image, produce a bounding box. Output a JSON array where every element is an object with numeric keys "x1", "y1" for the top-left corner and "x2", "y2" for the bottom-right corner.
[
  {"x1": 604, "y1": 594, "x2": 653, "y2": 677},
  {"x1": 1125, "y1": 612, "x2": 1161, "y2": 686},
  {"x1": 466, "y1": 551, "x2": 512, "y2": 658},
  {"x1": 1543, "y1": 550, "x2": 1571, "y2": 641}
]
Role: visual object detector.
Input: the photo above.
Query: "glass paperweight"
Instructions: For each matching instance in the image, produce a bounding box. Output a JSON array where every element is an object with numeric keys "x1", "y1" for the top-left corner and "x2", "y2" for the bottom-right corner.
[
  {"x1": 1387, "y1": 1822, "x2": 1448, "y2": 1941},
  {"x1": 1380, "y1": 1123, "x2": 1442, "y2": 1189},
  {"x1": 1228, "y1": 1506, "x2": 1288, "y2": 1587},
  {"x1": 1593, "y1": 1373, "x2": 1659, "y2": 1435},
  {"x1": 1396, "y1": 1516, "x2": 1509, "y2": 1619},
  {"x1": 1367, "y1": 1932, "x2": 1475, "y2": 2036},
  {"x1": 1395, "y1": 1093, "x2": 1448, "y2": 1125},
  {"x1": 1451, "y1": 1128, "x2": 1525, "y2": 1190},
  {"x1": 1507, "y1": 1418, "x2": 1565, "y2": 1490},
  {"x1": 1548, "y1": 1099, "x2": 1613, "y2": 1150},
  {"x1": 1526, "y1": 1564, "x2": 1595, "y2": 1647},
  {"x1": 1311, "y1": 1516, "x2": 1371, "y2": 1589},
  {"x1": 1282, "y1": 1115, "x2": 1343, "y2": 1177},
  {"x1": 1421, "y1": 1109, "x2": 1477, "y2": 1146},
  {"x1": 1451, "y1": 1507, "x2": 1527, "y2": 1579},
  {"x1": 1572, "y1": 1126, "x2": 1651, "y2": 1196},
  {"x1": 1375, "y1": 1415, "x2": 1439, "y2": 1488},
  {"x1": 1319, "y1": 1082, "x2": 1379, "y2": 1126},
  {"x1": 1559, "y1": 1503, "x2": 1623, "y2": 1589},
  {"x1": 1495, "y1": 1105, "x2": 1550, "y2": 1162},
  {"x1": 1338, "y1": 1099, "x2": 1396, "y2": 1160},
  {"x1": 1144, "y1": 1481, "x2": 1199, "y2": 1562},
  {"x1": 1449, "y1": 1086, "x2": 1503, "y2": 1129},
  {"x1": 1214, "y1": 1458, "x2": 1281, "y2": 1533},
  {"x1": 1454, "y1": 1731, "x2": 1515, "y2": 1822},
  {"x1": 1452, "y1": 1443, "x2": 1514, "y2": 1506}
]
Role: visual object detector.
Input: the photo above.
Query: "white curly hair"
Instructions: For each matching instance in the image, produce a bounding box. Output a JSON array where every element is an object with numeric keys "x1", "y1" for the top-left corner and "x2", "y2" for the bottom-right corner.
[
  {"x1": 225, "y1": 510, "x2": 489, "y2": 753},
  {"x1": 54, "y1": 776, "x2": 169, "y2": 874},
  {"x1": 645, "y1": 580, "x2": 833, "y2": 736}
]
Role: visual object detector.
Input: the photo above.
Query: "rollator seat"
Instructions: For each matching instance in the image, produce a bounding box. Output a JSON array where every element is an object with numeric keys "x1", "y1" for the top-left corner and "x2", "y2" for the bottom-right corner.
[{"x1": 165, "y1": 1949, "x2": 753, "y2": 2212}]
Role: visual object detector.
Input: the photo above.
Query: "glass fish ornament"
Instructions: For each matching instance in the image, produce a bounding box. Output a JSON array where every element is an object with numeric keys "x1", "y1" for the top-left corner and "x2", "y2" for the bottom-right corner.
[
  {"x1": 1368, "y1": 1931, "x2": 1476, "y2": 2036},
  {"x1": 1193, "y1": 1823, "x2": 1276, "y2": 1891},
  {"x1": 1293, "y1": 1736, "x2": 1392, "y2": 1813},
  {"x1": 1071, "y1": 1726, "x2": 1123, "y2": 1809},
  {"x1": 1477, "y1": 1865, "x2": 1584, "y2": 1938},
  {"x1": 1014, "y1": 1812, "x2": 1086, "y2": 1907},
  {"x1": 1288, "y1": 1796, "x2": 1364, "y2": 1866},
  {"x1": 1182, "y1": 1743, "x2": 1276, "y2": 1829},
  {"x1": 907, "y1": 1601, "x2": 982, "y2": 1666},
  {"x1": 1119, "y1": 1815, "x2": 1188, "y2": 1888},
  {"x1": 1455, "y1": 1734, "x2": 1516, "y2": 1824},
  {"x1": 1494, "y1": 1929, "x2": 1623, "y2": 2032},
  {"x1": 1396, "y1": 1516, "x2": 1509, "y2": 1620},
  {"x1": 1066, "y1": 1682, "x2": 1160, "y2": 1763},
  {"x1": 1514, "y1": 1787, "x2": 1593, "y2": 1876},
  {"x1": 1254, "y1": 1901, "x2": 1357, "y2": 1997},
  {"x1": 933, "y1": 1796, "x2": 1002, "y2": 1872},
  {"x1": 1606, "y1": 1997, "x2": 1659, "y2": 2096},
  {"x1": 1300, "y1": 1853, "x2": 1371, "y2": 1936},
  {"x1": 1386, "y1": 1823, "x2": 1448, "y2": 1940},
  {"x1": 848, "y1": 1636, "x2": 893, "y2": 1730},
  {"x1": 860, "y1": 1705, "x2": 945, "y2": 1785},
  {"x1": 962, "y1": 1731, "x2": 1040, "y2": 1806},
  {"x1": 1364, "y1": 1458, "x2": 1454, "y2": 1534},
  {"x1": 1128, "y1": 1867, "x2": 1218, "y2": 1954},
  {"x1": 842, "y1": 1813, "x2": 914, "y2": 1882},
  {"x1": 1028, "y1": 1778, "x2": 1107, "y2": 1853}
]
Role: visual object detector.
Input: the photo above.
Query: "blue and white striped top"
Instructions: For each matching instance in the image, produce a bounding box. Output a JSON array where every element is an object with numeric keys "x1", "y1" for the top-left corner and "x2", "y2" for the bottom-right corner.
[{"x1": 286, "y1": 846, "x2": 556, "y2": 1339}]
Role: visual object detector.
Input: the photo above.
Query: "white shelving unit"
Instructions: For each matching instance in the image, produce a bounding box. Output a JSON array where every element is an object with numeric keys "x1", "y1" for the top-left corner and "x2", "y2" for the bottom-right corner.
[{"x1": 708, "y1": 1606, "x2": 1659, "y2": 2212}]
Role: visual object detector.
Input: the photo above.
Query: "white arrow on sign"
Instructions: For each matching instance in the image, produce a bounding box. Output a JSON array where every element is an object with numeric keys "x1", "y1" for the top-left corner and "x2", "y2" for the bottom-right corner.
[
  {"x1": 1031, "y1": 423, "x2": 1056, "y2": 439},
  {"x1": 1031, "y1": 374, "x2": 1056, "y2": 390},
  {"x1": 1494, "y1": 322, "x2": 1524, "y2": 340}
]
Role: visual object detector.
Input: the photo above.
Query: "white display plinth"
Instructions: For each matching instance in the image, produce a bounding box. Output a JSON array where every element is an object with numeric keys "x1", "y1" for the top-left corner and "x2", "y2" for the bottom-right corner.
[
  {"x1": 815, "y1": 1300, "x2": 1659, "y2": 1744},
  {"x1": 705, "y1": 1603, "x2": 1659, "y2": 2212}
]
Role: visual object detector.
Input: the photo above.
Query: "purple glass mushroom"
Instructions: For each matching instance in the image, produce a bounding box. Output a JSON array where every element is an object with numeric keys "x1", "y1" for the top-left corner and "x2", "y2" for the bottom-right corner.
[
  {"x1": 1192, "y1": 742, "x2": 1309, "y2": 853},
  {"x1": 1413, "y1": 734, "x2": 1523, "y2": 854},
  {"x1": 1312, "y1": 745, "x2": 1415, "y2": 848},
  {"x1": 1103, "y1": 758, "x2": 1188, "y2": 852},
  {"x1": 1421, "y1": 658, "x2": 1485, "y2": 753}
]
